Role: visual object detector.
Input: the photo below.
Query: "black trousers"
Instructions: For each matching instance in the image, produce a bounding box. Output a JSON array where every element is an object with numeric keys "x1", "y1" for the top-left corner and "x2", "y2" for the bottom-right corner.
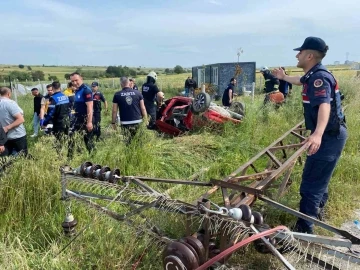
[
  {"x1": 121, "y1": 124, "x2": 140, "y2": 145},
  {"x1": 68, "y1": 118, "x2": 95, "y2": 159},
  {"x1": 3, "y1": 135, "x2": 28, "y2": 157},
  {"x1": 93, "y1": 112, "x2": 101, "y2": 139},
  {"x1": 144, "y1": 100, "x2": 157, "y2": 129}
]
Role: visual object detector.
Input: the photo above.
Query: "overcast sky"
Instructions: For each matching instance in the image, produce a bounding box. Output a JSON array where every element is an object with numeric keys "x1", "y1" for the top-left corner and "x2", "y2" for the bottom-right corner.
[{"x1": 0, "y1": 0, "x2": 359, "y2": 68}]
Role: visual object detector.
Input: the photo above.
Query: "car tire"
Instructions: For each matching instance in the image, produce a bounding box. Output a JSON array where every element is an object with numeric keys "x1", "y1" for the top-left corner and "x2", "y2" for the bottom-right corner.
[
  {"x1": 191, "y1": 93, "x2": 211, "y2": 113},
  {"x1": 230, "y1": 101, "x2": 245, "y2": 116}
]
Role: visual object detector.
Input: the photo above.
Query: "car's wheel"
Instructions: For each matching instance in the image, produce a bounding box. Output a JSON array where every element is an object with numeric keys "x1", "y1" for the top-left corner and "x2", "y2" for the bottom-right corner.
[
  {"x1": 230, "y1": 101, "x2": 245, "y2": 116},
  {"x1": 191, "y1": 93, "x2": 211, "y2": 113}
]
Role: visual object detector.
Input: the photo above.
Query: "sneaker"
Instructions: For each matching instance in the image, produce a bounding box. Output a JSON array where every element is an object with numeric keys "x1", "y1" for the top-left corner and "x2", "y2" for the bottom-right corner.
[{"x1": 30, "y1": 134, "x2": 38, "y2": 138}]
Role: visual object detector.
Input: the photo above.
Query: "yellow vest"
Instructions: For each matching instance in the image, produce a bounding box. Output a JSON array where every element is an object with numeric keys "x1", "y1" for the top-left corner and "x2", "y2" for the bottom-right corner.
[{"x1": 64, "y1": 88, "x2": 74, "y2": 96}]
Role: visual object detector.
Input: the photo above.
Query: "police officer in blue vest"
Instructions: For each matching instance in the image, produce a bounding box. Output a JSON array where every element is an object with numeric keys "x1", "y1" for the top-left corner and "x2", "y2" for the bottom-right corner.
[
  {"x1": 69, "y1": 72, "x2": 94, "y2": 158},
  {"x1": 42, "y1": 81, "x2": 70, "y2": 152},
  {"x1": 273, "y1": 37, "x2": 347, "y2": 234}
]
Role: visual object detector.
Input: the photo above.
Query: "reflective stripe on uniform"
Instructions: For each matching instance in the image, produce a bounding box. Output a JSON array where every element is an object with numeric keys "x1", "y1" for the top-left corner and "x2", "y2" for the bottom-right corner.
[{"x1": 121, "y1": 119, "x2": 142, "y2": 125}]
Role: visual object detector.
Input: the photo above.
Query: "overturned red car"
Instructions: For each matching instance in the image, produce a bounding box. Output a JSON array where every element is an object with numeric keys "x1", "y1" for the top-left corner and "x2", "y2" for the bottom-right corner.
[{"x1": 155, "y1": 93, "x2": 245, "y2": 136}]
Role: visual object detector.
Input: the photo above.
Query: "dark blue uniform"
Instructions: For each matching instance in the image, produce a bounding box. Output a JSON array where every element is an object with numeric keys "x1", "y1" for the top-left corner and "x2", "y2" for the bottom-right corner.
[
  {"x1": 93, "y1": 91, "x2": 106, "y2": 140},
  {"x1": 295, "y1": 63, "x2": 347, "y2": 234},
  {"x1": 43, "y1": 91, "x2": 70, "y2": 152},
  {"x1": 141, "y1": 82, "x2": 159, "y2": 129},
  {"x1": 222, "y1": 83, "x2": 235, "y2": 107},
  {"x1": 279, "y1": 80, "x2": 292, "y2": 98},
  {"x1": 43, "y1": 91, "x2": 70, "y2": 133},
  {"x1": 74, "y1": 84, "x2": 93, "y2": 124},
  {"x1": 113, "y1": 87, "x2": 144, "y2": 144},
  {"x1": 69, "y1": 84, "x2": 94, "y2": 158}
]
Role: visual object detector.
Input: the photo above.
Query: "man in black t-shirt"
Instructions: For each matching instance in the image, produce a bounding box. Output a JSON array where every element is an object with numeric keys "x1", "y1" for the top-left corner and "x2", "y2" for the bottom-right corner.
[
  {"x1": 112, "y1": 77, "x2": 147, "y2": 144},
  {"x1": 91, "y1": 82, "x2": 108, "y2": 141},
  {"x1": 222, "y1": 78, "x2": 236, "y2": 107},
  {"x1": 141, "y1": 71, "x2": 162, "y2": 129},
  {"x1": 30, "y1": 87, "x2": 44, "y2": 137}
]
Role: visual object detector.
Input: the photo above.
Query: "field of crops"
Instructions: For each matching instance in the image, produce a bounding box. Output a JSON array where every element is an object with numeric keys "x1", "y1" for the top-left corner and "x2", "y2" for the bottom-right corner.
[{"x1": 0, "y1": 67, "x2": 360, "y2": 269}]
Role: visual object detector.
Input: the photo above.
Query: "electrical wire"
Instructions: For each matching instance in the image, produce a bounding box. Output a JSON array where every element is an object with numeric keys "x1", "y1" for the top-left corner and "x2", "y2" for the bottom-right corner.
[{"x1": 195, "y1": 225, "x2": 289, "y2": 270}]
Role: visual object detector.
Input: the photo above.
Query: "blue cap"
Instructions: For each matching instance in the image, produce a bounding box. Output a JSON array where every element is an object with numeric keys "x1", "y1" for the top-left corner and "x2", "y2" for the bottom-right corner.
[
  {"x1": 91, "y1": 82, "x2": 98, "y2": 87},
  {"x1": 293, "y1": 37, "x2": 328, "y2": 53}
]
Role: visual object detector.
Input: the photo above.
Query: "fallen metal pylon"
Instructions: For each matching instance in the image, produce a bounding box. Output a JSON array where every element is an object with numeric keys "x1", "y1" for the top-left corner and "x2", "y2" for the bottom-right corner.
[{"x1": 59, "y1": 120, "x2": 360, "y2": 270}]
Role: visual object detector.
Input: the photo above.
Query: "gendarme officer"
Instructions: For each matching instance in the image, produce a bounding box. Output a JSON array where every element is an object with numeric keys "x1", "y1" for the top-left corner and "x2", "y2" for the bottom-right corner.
[{"x1": 273, "y1": 37, "x2": 347, "y2": 234}]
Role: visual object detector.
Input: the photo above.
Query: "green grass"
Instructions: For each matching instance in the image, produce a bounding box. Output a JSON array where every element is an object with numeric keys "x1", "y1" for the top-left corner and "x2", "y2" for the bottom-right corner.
[{"x1": 0, "y1": 72, "x2": 360, "y2": 269}]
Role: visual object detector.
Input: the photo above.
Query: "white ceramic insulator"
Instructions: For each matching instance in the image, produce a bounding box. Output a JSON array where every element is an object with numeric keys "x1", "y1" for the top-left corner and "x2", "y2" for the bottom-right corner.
[
  {"x1": 85, "y1": 166, "x2": 92, "y2": 175},
  {"x1": 64, "y1": 214, "x2": 74, "y2": 222},
  {"x1": 104, "y1": 171, "x2": 111, "y2": 180},
  {"x1": 95, "y1": 169, "x2": 101, "y2": 178},
  {"x1": 250, "y1": 215, "x2": 255, "y2": 224},
  {"x1": 229, "y1": 208, "x2": 243, "y2": 220}
]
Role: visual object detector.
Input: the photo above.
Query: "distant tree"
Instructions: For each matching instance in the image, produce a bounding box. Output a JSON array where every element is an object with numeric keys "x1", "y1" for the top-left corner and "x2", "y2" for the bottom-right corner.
[
  {"x1": 174, "y1": 65, "x2": 184, "y2": 74},
  {"x1": 27, "y1": 66, "x2": 32, "y2": 71},
  {"x1": 64, "y1": 73, "x2": 71, "y2": 80},
  {"x1": 165, "y1": 68, "x2": 171, "y2": 74},
  {"x1": 105, "y1": 65, "x2": 137, "y2": 78},
  {"x1": 138, "y1": 71, "x2": 147, "y2": 75},
  {"x1": 18, "y1": 64, "x2": 24, "y2": 69},
  {"x1": 48, "y1": 75, "x2": 58, "y2": 81},
  {"x1": 31, "y1": 70, "x2": 45, "y2": 81},
  {"x1": 9, "y1": 71, "x2": 32, "y2": 81}
]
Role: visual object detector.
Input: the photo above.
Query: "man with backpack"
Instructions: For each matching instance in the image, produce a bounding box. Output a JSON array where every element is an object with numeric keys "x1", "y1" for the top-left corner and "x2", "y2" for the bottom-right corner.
[{"x1": 272, "y1": 37, "x2": 347, "y2": 234}]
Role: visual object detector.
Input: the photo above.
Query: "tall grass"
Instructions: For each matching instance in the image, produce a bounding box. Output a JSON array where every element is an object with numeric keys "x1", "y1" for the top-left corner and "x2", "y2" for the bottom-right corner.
[{"x1": 0, "y1": 73, "x2": 360, "y2": 269}]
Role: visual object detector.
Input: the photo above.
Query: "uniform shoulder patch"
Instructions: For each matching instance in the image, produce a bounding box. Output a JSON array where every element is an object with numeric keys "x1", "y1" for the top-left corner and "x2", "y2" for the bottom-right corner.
[{"x1": 314, "y1": 79, "x2": 323, "y2": 88}]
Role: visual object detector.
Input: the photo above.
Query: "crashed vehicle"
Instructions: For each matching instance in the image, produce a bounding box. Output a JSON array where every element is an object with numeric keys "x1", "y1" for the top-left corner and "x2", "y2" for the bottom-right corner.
[{"x1": 155, "y1": 92, "x2": 245, "y2": 136}]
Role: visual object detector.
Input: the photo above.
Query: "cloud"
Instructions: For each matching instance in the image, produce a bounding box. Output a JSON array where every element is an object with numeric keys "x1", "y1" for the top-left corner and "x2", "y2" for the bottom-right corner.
[
  {"x1": 23, "y1": 0, "x2": 90, "y2": 19},
  {"x1": 114, "y1": 0, "x2": 359, "y2": 39},
  {"x1": 0, "y1": 0, "x2": 359, "y2": 67},
  {"x1": 83, "y1": 44, "x2": 138, "y2": 53},
  {"x1": 159, "y1": 45, "x2": 202, "y2": 54},
  {"x1": 206, "y1": 0, "x2": 223, "y2": 5}
]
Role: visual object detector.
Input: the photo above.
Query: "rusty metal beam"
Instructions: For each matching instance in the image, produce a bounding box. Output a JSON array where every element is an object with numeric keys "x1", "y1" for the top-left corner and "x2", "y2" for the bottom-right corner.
[
  {"x1": 265, "y1": 150, "x2": 283, "y2": 167},
  {"x1": 234, "y1": 144, "x2": 307, "y2": 206},
  {"x1": 195, "y1": 120, "x2": 305, "y2": 203},
  {"x1": 229, "y1": 171, "x2": 275, "y2": 182},
  {"x1": 129, "y1": 176, "x2": 213, "y2": 187},
  {"x1": 277, "y1": 162, "x2": 296, "y2": 198},
  {"x1": 291, "y1": 131, "x2": 306, "y2": 141},
  {"x1": 269, "y1": 143, "x2": 304, "y2": 151},
  {"x1": 210, "y1": 179, "x2": 264, "y2": 195},
  {"x1": 130, "y1": 178, "x2": 164, "y2": 197}
]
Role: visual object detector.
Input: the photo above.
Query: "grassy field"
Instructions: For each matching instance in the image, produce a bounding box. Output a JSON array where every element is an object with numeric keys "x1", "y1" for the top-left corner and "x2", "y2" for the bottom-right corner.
[{"x1": 0, "y1": 68, "x2": 360, "y2": 269}]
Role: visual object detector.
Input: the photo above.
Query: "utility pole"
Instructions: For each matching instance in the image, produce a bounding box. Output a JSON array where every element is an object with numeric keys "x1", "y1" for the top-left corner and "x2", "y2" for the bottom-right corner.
[{"x1": 237, "y1": 47, "x2": 243, "y2": 63}]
